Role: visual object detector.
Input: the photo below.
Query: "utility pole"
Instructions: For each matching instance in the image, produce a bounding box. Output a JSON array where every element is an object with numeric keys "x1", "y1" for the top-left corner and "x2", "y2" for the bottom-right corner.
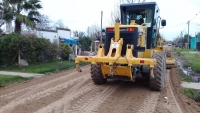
[
  {"x1": 187, "y1": 20, "x2": 190, "y2": 48},
  {"x1": 180, "y1": 31, "x2": 183, "y2": 48},
  {"x1": 100, "y1": 11, "x2": 103, "y2": 43},
  {"x1": 88, "y1": 27, "x2": 93, "y2": 52}
]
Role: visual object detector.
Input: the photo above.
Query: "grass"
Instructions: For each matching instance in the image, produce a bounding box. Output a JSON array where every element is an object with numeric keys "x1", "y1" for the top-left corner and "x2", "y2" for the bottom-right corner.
[
  {"x1": 0, "y1": 60, "x2": 89, "y2": 74},
  {"x1": 182, "y1": 53, "x2": 200, "y2": 73},
  {"x1": 0, "y1": 74, "x2": 33, "y2": 86},
  {"x1": 183, "y1": 88, "x2": 200, "y2": 102},
  {"x1": 173, "y1": 47, "x2": 200, "y2": 73},
  {"x1": 173, "y1": 48, "x2": 191, "y2": 53}
]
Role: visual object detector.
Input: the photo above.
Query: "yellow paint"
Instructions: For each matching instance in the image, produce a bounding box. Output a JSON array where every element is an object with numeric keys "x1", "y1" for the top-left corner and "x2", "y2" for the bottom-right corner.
[
  {"x1": 166, "y1": 58, "x2": 175, "y2": 64},
  {"x1": 101, "y1": 63, "x2": 133, "y2": 80},
  {"x1": 138, "y1": 52, "x2": 143, "y2": 58},
  {"x1": 75, "y1": 19, "x2": 157, "y2": 81},
  {"x1": 154, "y1": 46, "x2": 164, "y2": 52},
  {"x1": 114, "y1": 22, "x2": 120, "y2": 42},
  {"x1": 106, "y1": 38, "x2": 123, "y2": 59},
  {"x1": 143, "y1": 49, "x2": 152, "y2": 58},
  {"x1": 130, "y1": 20, "x2": 135, "y2": 25},
  {"x1": 96, "y1": 44, "x2": 105, "y2": 57}
]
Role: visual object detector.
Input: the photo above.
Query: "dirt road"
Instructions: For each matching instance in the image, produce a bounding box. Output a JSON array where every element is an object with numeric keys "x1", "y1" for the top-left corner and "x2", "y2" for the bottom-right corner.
[{"x1": 0, "y1": 65, "x2": 200, "y2": 113}]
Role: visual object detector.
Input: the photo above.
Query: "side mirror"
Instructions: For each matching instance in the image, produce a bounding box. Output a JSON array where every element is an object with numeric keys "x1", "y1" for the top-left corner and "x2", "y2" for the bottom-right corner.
[
  {"x1": 161, "y1": 19, "x2": 166, "y2": 26},
  {"x1": 102, "y1": 29, "x2": 106, "y2": 35}
]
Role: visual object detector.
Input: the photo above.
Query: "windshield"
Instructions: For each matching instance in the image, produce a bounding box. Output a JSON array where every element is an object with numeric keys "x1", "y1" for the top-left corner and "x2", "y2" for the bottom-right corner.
[{"x1": 126, "y1": 8, "x2": 153, "y2": 27}]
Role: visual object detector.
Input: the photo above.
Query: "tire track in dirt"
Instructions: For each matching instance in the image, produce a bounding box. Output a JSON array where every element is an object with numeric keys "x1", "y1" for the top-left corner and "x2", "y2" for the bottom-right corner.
[
  {"x1": 66, "y1": 82, "x2": 121, "y2": 113},
  {"x1": 153, "y1": 69, "x2": 183, "y2": 113},
  {"x1": 0, "y1": 72, "x2": 90, "y2": 113},
  {"x1": 167, "y1": 70, "x2": 183, "y2": 113},
  {"x1": 1, "y1": 66, "x2": 197, "y2": 113},
  {"x1": 34, "y1": 80, "x2": 121, "y2": 113},
  {"x1": 0, "y1": 66, "x2": 89, "y2": 99},
  {"x1": 34, "y1": 81, "x2": 95, "y2": 112},
  {"x1": 137, "y1": 92, "x2": 160, "y2": 113},
  {"x1": 95, "y1": 80, "x2": 153, "y2": 113}
]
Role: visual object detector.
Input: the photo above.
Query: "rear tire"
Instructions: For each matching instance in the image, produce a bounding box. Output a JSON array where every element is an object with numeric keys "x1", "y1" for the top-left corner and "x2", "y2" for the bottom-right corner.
[
  {"x1": 165, "y1": 50, "x2": 171, "y2": 57},
  {"x1": 150, "y1": 52, "x2": 166, "y2": 91},
  {"x1": 91, "y1": 64, "x2": 107, "y2": 85}
]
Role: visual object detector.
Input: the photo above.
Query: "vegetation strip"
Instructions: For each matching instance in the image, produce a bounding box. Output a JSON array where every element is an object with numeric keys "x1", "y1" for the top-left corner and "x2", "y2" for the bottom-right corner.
[
  {"x1": 173, "y1": 47, "x2": 200, "y2": 103},
  {"x1": 0, "y1": 74, "x2": 33, "y2": 86},
  {"x1": 0, "y1": 61, "x2": 89, "y2": 74}
]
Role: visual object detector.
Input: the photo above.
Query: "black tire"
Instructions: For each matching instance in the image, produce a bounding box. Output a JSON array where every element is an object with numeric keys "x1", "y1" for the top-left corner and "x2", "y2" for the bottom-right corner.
[
  {"x1": 162, "y1": 53, "x2": 167, "y2": 81},
  {"x1": 165, "y1": 50, "x2": 171, "y2": 57},
  {"x1": 90, "y1": 64, "x2": 107, "y2": 85},
  {"x1": 150, "y1": 52, "x2": 166, "y2": 91},
  {"x1": 159, "y1": 52, "x2": 167, "y2": 81}
]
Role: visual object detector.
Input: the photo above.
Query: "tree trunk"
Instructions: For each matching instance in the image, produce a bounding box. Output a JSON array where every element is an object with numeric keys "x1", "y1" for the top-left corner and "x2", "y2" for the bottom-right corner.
[
  {"x1": 6, "y1": 20, "x2": 12, "y2": 34},
  {"x1": 15, "y1": 19, "x2": 22, "y2": 34},
  {"x1": 18, "y1": 49, "x2": 21, "y2": 67}
]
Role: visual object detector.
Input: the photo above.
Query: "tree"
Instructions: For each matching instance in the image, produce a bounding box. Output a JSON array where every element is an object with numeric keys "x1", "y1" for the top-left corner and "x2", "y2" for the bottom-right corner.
[
  {"x1": 0, "y1": 0, "x2": 15, "y2": 33},
  {"x1": 78, "y1": 36, "x2": 92, "y2": 51},
  {"x1": 87, "y1": 24, "x2": 101, "y2": 40},
  {"x1": 60, "y1": 43, "x2": 72, "y2": 59},
  {"x1": 0, "y1": 0, "x2": 42, "y2": 33},
  {"x1": 53, "y1": 19, "x2": 68, "y2": 28},
  {"x1": 73, "y1": 30, "x2": 85, "y2": 38},
  {"x1": 35, "y1": 14, "x2": 52, "y2": 29}
]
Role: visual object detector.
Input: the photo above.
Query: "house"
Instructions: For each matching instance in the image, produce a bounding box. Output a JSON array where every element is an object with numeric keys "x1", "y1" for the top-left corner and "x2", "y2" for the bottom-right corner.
[
  {"x1": 21, "y1": 28, "x2": 79, "y2": 55},
  {"x1": 190, "y1": 37, "x2": 200, "y2": 49},
  {"x1": 36, "y1": 27, "x2": 71, "y2": 44}
]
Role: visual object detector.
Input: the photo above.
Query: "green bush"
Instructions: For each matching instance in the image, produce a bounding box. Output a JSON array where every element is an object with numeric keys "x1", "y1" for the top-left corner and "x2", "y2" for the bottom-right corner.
[
  {"x1": 59, "y1": 43, "x2": 72, "y2": 59},
  {"x1": 78, "y1": 36, "x2": 92, "y2": 51},
  {"x1": 24, "y1": 36, "x2": 57, "y2": 63},
  {"x1": 0, "y1": 33, "x2": 70, "y2": 65},
  {"x1": 0, "y1": 33, "x2": 29, "y2": 65}
]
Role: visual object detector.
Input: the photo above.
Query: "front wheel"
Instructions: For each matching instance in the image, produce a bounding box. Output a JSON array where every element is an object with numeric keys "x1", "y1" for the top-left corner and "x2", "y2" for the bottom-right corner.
[
  {"x1": 150, "y1": 52, "x2": 166, "y2": 91},
  {"x1": 90, "y1": 64, "x2": 107, "y2": 85}
]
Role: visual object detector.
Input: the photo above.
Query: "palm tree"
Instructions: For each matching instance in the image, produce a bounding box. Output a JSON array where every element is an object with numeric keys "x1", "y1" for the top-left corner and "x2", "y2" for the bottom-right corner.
[
  {"x1": 0, "y1": 0, "x2": 42, "y2": 33},
  {"x1": 0, "y1": 0, "x2": 15, "y2": 33}
]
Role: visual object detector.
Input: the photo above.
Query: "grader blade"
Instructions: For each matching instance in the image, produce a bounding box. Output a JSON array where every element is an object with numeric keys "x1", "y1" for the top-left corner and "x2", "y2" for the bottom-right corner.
[
  {"x1": 166, "y1": 58, "x2": 176, "y2": 69},
  {"x1": 164, "y1": 46, "x2": 176, "y2": 69}
]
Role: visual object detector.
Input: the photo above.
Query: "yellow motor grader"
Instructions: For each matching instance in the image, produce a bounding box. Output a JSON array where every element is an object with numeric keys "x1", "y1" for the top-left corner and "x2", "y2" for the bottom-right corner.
[{"x1": 75, "y1": 2, "x2": 175, "y2": 91}]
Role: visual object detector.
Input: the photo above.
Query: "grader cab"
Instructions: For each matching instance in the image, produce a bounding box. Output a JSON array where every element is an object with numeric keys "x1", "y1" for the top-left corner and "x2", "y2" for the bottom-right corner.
[{"x1": 75, "y1": 2, "x2": 175, "y2": 91}]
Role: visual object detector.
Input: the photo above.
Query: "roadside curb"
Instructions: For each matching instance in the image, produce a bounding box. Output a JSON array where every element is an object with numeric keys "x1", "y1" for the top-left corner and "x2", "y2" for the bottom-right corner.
[{"x1": 181, "y1": 81, "x2": 200, "y2": 90}]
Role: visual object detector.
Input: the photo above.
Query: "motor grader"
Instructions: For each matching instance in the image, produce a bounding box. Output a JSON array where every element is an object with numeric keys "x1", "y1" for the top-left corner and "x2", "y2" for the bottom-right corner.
[{"x1": 75, "y1": 2, "x2": 175, "y2": 91}]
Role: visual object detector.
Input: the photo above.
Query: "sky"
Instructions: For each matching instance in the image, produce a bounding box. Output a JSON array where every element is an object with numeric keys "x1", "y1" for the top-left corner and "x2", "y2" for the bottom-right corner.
[{"x1": 39, "y1": 0, "x2": 200, "y2": 40}]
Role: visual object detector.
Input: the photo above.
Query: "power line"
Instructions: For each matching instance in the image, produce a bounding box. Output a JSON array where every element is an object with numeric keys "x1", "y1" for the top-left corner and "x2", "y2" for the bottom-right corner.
[
  {"x1": 161, "y1": 23, "x2": 186, "y2": 29},
  {"x1": 190, "y1": 11, "x2": 200, "y2": 21},
  {"x1": 182, "y1": 24, "x2": 187, "y2": 32},
  {"x1": 91, "y1": 13, "x2": 101, "y2": 25}
]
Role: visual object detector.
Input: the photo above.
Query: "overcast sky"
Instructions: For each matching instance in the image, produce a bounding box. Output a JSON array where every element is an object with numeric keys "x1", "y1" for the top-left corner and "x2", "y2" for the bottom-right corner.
[{"x1": 40, "y1": 0, "x2": 200, "y2": 40}]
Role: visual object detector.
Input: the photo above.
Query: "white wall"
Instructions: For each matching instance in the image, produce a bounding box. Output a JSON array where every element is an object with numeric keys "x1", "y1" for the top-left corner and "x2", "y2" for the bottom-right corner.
[
  {"x1": 57, "y1": 29, "x2": 70, "y2": 39},
  {"x1": 37, "y1": 31, "x2": 58, "y2": 44},
  {"x1": 36, "y1": 28, "x2": 71, "y2": 44}
]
